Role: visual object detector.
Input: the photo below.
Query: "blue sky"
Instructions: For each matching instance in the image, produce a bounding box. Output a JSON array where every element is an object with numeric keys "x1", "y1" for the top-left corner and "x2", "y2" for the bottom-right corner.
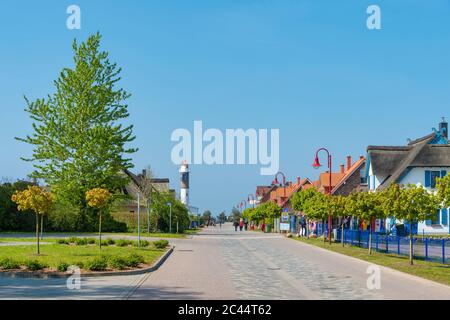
[{"x1": 1, "y1": 0, "x2": 450, "y2": 215}]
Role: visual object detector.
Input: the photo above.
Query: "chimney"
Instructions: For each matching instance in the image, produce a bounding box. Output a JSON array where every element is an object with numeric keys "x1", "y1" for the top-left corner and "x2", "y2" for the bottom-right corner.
[
  {"x1": 346, "y1": 156, "x2": 352, "y2": 171},
  {"x1": 439, "y1": 117, "x2": 448, "y2": 138},
  {"x1": 297, "y1": 176, "x2": 301, "y2": 186},
  {"x1": 360, "y1": 155, "x2": 364, "y2": 160},
  {"x1": 340, "y1": 164, "x2": 345, "y2": 174},
  {"x1": 142, "y1": 169, "x2": 147, "y2": 177}
]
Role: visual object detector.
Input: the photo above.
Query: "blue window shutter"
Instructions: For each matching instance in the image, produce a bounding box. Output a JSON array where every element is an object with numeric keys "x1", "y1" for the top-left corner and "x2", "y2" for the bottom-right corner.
[
  {"x1": 441, "y1": 170, "x2": 447, "y2": 178},
  {"x1": 442, "y1": 208, "x2": 448, "y2": 225},
  {"x1": 426, "y1": 219, "x2": 431, "y2": 226},
  {"x1": 425, "y1": 170, "x2": 431, "y2": 187}
]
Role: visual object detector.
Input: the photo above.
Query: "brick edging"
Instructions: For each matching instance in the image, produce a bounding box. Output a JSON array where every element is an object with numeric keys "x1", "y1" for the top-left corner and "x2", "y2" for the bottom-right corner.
[{"x1": 0, "y1": 246, "x2": 174, "y2": 279}]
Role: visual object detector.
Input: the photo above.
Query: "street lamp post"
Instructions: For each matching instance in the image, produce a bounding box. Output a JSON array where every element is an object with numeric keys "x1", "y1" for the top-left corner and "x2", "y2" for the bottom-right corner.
[
  {"x1": 312, "y1": 148, "x2": 333, "y2": 245},
  {"x1": 248, "y1": 194, "x2": 256, "y2": 209},
  {"x1": 166, "y1": 202, "x2": 172, "y2": 233},
  {"x1": 137, "y1": 193, "x2": 141, "y2": 248}
]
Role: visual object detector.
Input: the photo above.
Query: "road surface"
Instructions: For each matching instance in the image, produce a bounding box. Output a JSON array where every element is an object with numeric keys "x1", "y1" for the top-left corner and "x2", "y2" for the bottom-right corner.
[{"x1": 1, "y1": 223, "x2": 449, "y2": 299}]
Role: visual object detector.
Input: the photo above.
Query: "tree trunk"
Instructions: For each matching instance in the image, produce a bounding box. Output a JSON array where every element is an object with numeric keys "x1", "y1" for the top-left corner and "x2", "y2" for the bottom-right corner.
[
  {"x1": 322, "y1": 218, "x2": 326, "y2": 243},
  {"x1": 409, "y1": 220, "x2": 414, "y2": 265},
  {"x1": 341, "y1": 220, "x2": 345, "y2": 247},
  {"x1": 36, "y1": 214, "x2": 40, "y2": 255},
  {"x1": 99, "y1": 211, "x2": 102, "y2": 250},
  {"x1": 40, "y1": 214, "x2": 44, "y2": 240}
]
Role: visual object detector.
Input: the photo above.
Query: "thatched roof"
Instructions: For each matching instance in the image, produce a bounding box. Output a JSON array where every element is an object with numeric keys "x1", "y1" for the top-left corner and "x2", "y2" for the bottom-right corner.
[{"x1": 367, "y1": 132, "x2": 450, "y2": 190}]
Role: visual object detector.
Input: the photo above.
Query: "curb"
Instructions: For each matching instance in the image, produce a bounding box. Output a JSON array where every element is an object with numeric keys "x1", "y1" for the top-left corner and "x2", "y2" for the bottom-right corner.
[{"x1": 0, "y1": 246, "x2": 174, "y2": 279}]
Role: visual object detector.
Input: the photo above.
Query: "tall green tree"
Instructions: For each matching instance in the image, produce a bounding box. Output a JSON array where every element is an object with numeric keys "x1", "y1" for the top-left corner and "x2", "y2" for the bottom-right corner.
[
  {"x1": 384, "y1": 184, "x2": 440, "y2": 265},
  {"x1": 17, "y1": 33, "x2": 137, "y2": 230}
]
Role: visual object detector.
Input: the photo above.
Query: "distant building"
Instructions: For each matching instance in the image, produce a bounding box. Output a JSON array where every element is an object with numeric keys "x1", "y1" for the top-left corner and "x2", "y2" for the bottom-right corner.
[
  {"x1": 114, "y1": 169, "x2": 174, "y2": 216},
  {"x1": 367, "y1": 119, "x2": 450, "y2": 234}
]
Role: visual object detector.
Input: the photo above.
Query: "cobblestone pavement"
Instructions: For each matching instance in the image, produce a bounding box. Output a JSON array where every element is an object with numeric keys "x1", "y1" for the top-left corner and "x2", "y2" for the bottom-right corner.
[
  {"x1": 132, "y1": 224, "x2": 450, "y2": 300},
  {"x1": 1, "y1": 224, "x2": 450, "y2": 299}
]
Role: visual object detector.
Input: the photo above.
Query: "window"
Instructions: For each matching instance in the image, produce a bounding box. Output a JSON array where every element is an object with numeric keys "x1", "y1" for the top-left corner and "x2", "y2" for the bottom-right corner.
[
  {"x1": 425, "y1": 170, "x2": 446, "y2": 188},
  {"x1": 442, "y1": 208, "x2": 448, "y2": 226},
  {"x1": 431, "y1": 209, "x2": 440, "y2": 225},
  {"x1": 360, "y1": 169, "x2": 367, "y2": 184}
]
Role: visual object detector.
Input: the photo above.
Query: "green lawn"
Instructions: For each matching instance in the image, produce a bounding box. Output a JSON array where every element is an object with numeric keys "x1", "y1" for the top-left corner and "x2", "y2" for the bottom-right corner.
[
  {"x1": 0, "y1": 242, "x2": 167, "y2": 272},
  {"x1": 291, "y1": 236, "x2": 450, "y2": 286}
]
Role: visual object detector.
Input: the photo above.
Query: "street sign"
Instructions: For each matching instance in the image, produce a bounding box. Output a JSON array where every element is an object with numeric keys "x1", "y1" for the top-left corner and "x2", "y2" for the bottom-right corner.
[{"x1": 280, "y1": 223, "x2": 290, "y2": 231}]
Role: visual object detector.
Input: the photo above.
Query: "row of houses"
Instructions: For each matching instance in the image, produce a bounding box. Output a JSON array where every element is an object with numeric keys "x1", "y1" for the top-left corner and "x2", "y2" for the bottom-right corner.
[{"x1": 251, "y1": 119, "x2": 450, "y2": 235}]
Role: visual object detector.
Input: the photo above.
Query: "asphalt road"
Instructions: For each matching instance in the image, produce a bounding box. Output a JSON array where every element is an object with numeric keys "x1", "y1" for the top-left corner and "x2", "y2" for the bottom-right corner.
[{"x1": 1, "y1": 224, "x2": 449, "y2": 300}]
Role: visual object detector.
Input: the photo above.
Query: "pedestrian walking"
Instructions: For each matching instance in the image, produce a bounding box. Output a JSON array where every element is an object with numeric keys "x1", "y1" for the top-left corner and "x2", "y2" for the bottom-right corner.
[
  {"x1": 299, "y1": 214, "x2": 307, "y2": 237},
  {"x1": 233, "y1": 220, "x2": 239, "y2": 231},
  {"x1": 244, "y1": 220, "x2": 248, "y2": 231},
  {"x1": 239, "y1": 219, "x2": 244, "y2": 231}
]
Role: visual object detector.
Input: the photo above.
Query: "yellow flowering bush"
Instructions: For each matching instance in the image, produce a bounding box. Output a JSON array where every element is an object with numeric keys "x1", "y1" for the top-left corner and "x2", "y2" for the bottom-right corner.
[
  {"x1": 86, "y1": 188, "x2": 112, "y2": 249},
  {"x1": 11, "y1": 185, "x2": 54, "y2": 254},
  {"x1": 86, "y1": 188, "x2": 112, "y2": 209}
]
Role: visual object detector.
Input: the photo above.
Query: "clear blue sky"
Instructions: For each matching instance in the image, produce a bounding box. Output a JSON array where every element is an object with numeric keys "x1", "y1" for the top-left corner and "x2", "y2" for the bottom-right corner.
[{"x1": 1, "y1": 1, "x2": 450, "y2": 216}]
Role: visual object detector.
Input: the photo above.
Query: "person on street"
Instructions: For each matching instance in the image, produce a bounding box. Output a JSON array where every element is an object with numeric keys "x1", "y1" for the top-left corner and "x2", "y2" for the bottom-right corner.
[
  {"x1": 244, "y1": 220, "x2": 248, "y2": 231},
  {"x1": 233, "y1": 220, "x2": 239, "y2": 231},
  {"x1": 299, "y1": 214, "x2": 307, "y2": 237},
  {"x1": 239, "y1": 219, "x2": 244, "y2": 231}
]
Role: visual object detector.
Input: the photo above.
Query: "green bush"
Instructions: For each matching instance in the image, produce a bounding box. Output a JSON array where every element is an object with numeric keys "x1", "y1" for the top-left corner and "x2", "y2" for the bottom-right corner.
[
  {"x1": 95, "y1": 239, "x2": 110, "y2": 246},
  {"x1": 0, "y1": 258, "x2": 21, "y2": 270},
  {"x1": 75, "y1": 238, "x2": 88, "y2": 246},
  {"x1": 108, "y1": 256, "x2": 128, "y2": 270},
  {"x1": 68, "y1": 236, "x2": 78, "y2": 244},
  {"x1": 25, "y1": 260, "x2": 48, "y2": 271},
  {"x1": 153, "y1": 239, "x2": 169, "y2": 249},
  {"x1": 56, "y1": 238, "x2": 68, "y2": 245},
  {"x1": 85, "y1": 257, "x2": 108, "y2": 271},
  {"x1": 57, "y1": 262, "x2": 69, "y2": 272},
  {"x1": 73, "y1": 261, "x2": 84, "y2": 269},
  {"x1": 115, "y1": 239, "x2": 132, "y2": 247},
  {"x1": 106, "y1": 238, "x2": 115, "y2": 245},
  {"x1": 133, "y1": 240, "x2": 150, "y2": 247},
  {"x1": 126, "y1": 253, "x2": 145, "y2": 267},
  {"x1": 87, "y1": 238, "x2": 96, "y2": 244}
]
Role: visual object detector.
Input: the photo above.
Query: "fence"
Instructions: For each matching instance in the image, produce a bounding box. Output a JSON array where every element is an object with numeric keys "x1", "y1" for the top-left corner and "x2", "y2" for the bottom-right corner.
[{"x1": 335, "y1": 229, "x2": 449, "y2": 264}]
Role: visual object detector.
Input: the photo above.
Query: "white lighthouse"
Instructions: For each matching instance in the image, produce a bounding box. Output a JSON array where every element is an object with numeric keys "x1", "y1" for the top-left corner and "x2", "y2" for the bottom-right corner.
[{"x1": 179, "y1": 160, "x2": 189, "y2": 206}]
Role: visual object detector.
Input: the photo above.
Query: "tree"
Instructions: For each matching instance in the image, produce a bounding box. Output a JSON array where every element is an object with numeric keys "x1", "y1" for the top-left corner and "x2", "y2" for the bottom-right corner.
[
  {"x1": 86, "y1": 188, "x2": 112, "y2": 249},
  {"x1": 258, "y1": 202, "x2": 281, "y2": 225},
  {"x1": 303, "y1": 191, "x2": 330, "y2": 243},
  {"x1": 218, "y1": 211, "x2": 227, "y2": 224},
  {"x1": 291, "y1": 188, "x2": 317, "y2": 212},
  {"x1": 437, "y1": 174, "x2": 450, "y2": 207},
  {"x1": 17, "y1": 33, "x2": 137, "y2": 230},
  {"x1": 202, "y1": 210, "x2": 212, "y2": 226},
  {"x1": 328, "y1": 195, "x2": 348, "y2": 247},
  {"x1": 150, "y1": 192, "x2": 189, "y2": 232},
  {"x1": 242, "y1": 208, "x2": 255, "y2": 223},
  {"x1": 346, "y1": 191, "x2": 386, "y2": 254},
  {"x1": 137, "y1": 166, "x2": 155, "y2": 233},
  {"x1": 11, "y1": 186, "x2": 54, "y2": 254},
  {"x1": 384, "y1": 184, "x2": 440, "y2": 264},
  {"x1": 230, "y1": 207, "x2": 242, "y2": 223}
]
